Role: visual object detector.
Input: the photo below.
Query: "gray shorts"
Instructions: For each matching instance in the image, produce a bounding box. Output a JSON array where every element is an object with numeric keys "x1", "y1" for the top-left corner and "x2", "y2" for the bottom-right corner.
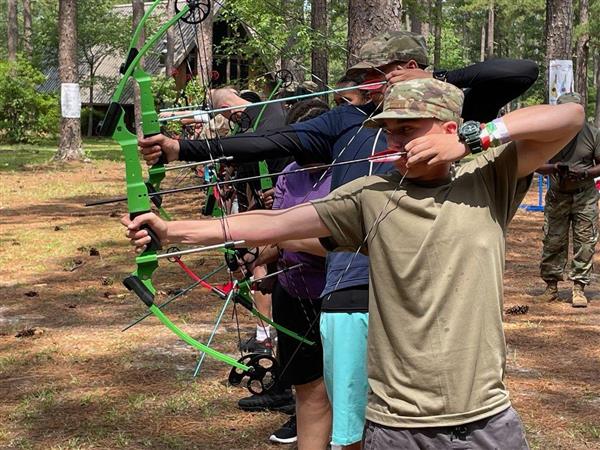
[{"x1": 363, "y1": 407, "x2": 529, "y2": 450}]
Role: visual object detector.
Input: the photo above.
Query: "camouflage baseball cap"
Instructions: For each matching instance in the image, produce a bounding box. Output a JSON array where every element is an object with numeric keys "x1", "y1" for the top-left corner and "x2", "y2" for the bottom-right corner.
[
  {"x1": 346, "y1": 31, "x2": 428, "y2": 77},
  {"x1": 364, "y1": 78, "x2": 464, "y2": 127},
  {"x1": 557, "y1": 92, "x2": 582, "y2": 104}
]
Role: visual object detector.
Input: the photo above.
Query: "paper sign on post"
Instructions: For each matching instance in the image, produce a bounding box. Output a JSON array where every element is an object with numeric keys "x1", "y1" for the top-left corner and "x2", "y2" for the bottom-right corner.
[
  {"x1": 61, "y1": 83, "x2": 81, "y2": 118},
  {"x1": 548, "y1": 60, "x2": 574, "y2": 105}
]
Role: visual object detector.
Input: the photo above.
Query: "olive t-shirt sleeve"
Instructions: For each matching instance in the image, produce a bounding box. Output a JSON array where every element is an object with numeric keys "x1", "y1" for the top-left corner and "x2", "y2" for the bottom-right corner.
[{"x1": 311, "y1": 177, "x2": 368, "y2": 252}]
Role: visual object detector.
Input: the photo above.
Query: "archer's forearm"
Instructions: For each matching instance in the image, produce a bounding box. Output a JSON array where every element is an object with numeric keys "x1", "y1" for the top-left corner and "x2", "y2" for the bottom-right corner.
[
  {"x1": 253, "y1": 245, "x2": 279, "y2": 266},
  {"x1": 166, "y1": 203, "x2": 331, "y2": 247},
  {"x1": 449, "y1": 59, "x2": 539, "y2": 122},
  {"x1": 505, "y1": 104, "x2": 583, "y2": 146},
  {"x1": 178, "y1": 127, "x2": 304, "y2": 163},
  {"x1": 505, "y1": 103, "x2": 584, "y2": 177}
]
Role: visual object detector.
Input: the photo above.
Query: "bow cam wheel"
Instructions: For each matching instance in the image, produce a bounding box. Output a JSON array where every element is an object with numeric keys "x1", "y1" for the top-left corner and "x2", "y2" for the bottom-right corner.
[
  {"x1": 228, "y1": 354, "x2": 256, "y2": 387},
  {"x1": 228, "y1": 353, "x2": 280, "y2": 395},
  {"x1": 175, "y1": 0, "x2": 211, "y2": 25}
]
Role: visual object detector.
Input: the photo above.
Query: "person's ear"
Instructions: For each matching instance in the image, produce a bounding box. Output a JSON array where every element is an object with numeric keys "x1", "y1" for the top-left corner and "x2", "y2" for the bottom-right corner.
[
  {"x1": 404, "y1": 60, "x2": 419, "y2": 69},
  {"x1": 442, "y1": 121, "x2": 458, "y2": 134}
]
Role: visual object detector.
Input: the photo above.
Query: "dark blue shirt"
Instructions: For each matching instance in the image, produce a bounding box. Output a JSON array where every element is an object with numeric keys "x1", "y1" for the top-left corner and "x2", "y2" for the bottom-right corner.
[{"x1": 291, "y1": 102, "x2": 391, "y2": 299}]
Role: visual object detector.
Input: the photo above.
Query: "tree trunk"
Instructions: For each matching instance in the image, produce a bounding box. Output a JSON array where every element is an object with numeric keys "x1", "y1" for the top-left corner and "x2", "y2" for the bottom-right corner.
[
  {"x1": 575, "y1": 0, "x2": 589, "y2": 107},
  {"x1": 409, "y1": 0, "x2": 430, "y2": 38},
  {"x1": 595, "y1": 54, "x2": 600, "y2": 127},
  {"x1": 7, "y1": 0, "x2": 18, "y2": 62},
  {"x1": 486, "y1": 1, "x2": 494, "y2": 59},
  {"x1": 433, "y1": 0, "x2": 442, "y2": 67},
  {"x1": 410, "y1": 13, "x2": 422, "y2": 35},
  {"x1": 132, "y1": 0, "x2": 145, "y2": 139},
  {"x1": 480, "y1": 23, "x2": 485, "y2": 62},
  {"x1": 281, "y1": 0, "x2": 305, "y2": 82},
  {"x1": 545, "y1": 0, "x2": 573, "y2": 102},
  {"x1": 196, "y1": 1, "x2": 213, "y2": 86},
  {"x1": 347, "y1": 0, "x2": 402, "y2": 67},
  {"x1": 56, "y1": 0, "x2": 82, "y2": 161},
  {"x1": 165, "y1": 0, "x2": 175, "y2": 77},
  {"x1": 23, "y1": 0, "x2": 32, "y2": 59},
  {"x1": 421, "y1": 0, "x2": 431, "y2": 40},
  {"x1": 311, "y1": 0, "x2": 328, "y2": 93}
]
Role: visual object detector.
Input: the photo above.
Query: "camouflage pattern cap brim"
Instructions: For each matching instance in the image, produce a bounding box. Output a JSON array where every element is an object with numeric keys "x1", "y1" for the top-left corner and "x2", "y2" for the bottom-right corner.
[
  {"x1": 364, "y1": 78, "x2": 464, "y2": 127},
  {"x1": 344, "y1": 31, "x2": 428, "y2": 78},
  {"x1": 345, "y1": 61, "x2": 391, "y2": 78}
]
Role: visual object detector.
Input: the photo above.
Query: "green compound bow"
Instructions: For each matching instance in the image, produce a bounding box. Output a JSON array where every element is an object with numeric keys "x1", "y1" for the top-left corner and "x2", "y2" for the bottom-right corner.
[{"x1": 98, "y1": 0, "x2": 253, "y2": 373}]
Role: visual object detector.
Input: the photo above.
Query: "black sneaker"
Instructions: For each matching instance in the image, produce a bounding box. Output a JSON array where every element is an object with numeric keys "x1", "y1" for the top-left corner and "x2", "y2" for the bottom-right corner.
[
  {"x1": 240, "y1": 335, "x2": 273, "y2": 354},
  {"x1": 237, "y1": 388, "x2": 295, "y2": 413},
  {"x1": 269, "y1": 415, "x2": 297, "y2": 444}
]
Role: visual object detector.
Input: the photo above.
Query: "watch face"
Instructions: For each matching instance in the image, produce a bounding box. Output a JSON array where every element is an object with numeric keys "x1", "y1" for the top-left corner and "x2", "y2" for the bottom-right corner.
[{"x1": 462, "y1": 122, "x2": 479, "y2": 135}]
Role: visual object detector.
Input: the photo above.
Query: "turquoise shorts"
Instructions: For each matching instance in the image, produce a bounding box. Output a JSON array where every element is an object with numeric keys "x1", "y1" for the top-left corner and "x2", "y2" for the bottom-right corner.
[{"x1": 320, "y1": 311, "x2": 369, "y2": 446}]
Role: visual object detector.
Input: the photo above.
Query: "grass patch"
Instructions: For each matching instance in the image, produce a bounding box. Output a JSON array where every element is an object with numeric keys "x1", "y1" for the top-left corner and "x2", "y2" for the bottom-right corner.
[
  {"x1": 0, "y1": 138, "x2": 121, "y2": 171},
  {"x1": 10, "y1": 388, "x2": 57, "y2": 422},
  {"x1": 570, "y1": 423, "x2": 600, "y2": 441}
]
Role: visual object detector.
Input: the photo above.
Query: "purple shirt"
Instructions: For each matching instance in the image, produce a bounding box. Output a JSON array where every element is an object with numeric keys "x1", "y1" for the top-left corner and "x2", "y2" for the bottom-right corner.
[{"x1": 273, "y1": 162, "x2": 331, "y2": 299}]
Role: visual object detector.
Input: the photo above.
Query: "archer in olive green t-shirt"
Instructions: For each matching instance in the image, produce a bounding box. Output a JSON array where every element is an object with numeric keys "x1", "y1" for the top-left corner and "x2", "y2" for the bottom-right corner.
[{"x1": 312, "y1": 142, "x2": 531, "y2": 428}]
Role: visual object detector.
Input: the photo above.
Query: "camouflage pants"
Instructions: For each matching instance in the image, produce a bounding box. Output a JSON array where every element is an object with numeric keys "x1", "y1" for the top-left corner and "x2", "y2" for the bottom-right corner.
[{"x1": 540, "y1": 185, "x2": 599, "y2": 284}]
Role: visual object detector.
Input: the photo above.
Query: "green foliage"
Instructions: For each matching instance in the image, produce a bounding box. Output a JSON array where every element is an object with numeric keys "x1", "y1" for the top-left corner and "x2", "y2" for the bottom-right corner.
[
  {"x1": 216, "y1": 0, "x2": 308, "y2": 70},
  {"x1": 426, "y1": 17, "x2": 469, "y2": 69},
  {"x1": 29, "y1": 0, "x2": 129, "y2": 70},
  {"x1": 215, "y1": 0, "x2": 349, "y2": 83},
  {"x1": 0, "y1": 59, "x2": 59, "y2": 144},
  {"x1": 183, "y1": 79, "x2": 207, "y2": 107},
  {"x1": 151, "y1": 75, "x2": 182, "y2": 136},
  {"x1": 152, "y1": 75, "x2": 178, "y2": 109}
]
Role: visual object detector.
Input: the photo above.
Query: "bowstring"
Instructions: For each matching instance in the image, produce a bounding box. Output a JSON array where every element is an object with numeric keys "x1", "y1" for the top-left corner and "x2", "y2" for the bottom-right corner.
[{"x1": 187, "y1": 4, "x2": 280, "y2": 366}]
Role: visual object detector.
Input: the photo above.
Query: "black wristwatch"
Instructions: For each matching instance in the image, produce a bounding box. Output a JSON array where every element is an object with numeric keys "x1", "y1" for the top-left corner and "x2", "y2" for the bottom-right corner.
[{"x1": 458, "y1": 120, "x2": 483, "y2": 154}]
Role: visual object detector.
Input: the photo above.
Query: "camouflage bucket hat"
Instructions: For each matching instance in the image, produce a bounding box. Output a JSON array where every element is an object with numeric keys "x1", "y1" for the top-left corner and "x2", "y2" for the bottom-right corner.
[
  {"x1": 557, "y1": 92, "x2": 582, "y2": 104},
  {"x1": 364, "y1": 78, "x2": 464, "y2": 127},
  {"x1": 346, "y1": 31, "x2": 428, "y2": 77}
]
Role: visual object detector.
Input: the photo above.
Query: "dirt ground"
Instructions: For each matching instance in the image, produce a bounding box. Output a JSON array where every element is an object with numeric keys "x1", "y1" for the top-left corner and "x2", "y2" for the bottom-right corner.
[{"x1": 0, "y1": 161, "x2": 599, "y2": 450}]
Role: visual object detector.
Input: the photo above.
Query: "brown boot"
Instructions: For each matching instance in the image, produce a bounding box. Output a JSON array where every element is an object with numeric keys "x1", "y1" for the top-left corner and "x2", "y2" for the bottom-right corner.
[
  {"x1": 572, "y1": 282, "x2": 588, "y2": 308},
  {"x1": 534, "y1": 282, "x2": 558, "y2": 302}
]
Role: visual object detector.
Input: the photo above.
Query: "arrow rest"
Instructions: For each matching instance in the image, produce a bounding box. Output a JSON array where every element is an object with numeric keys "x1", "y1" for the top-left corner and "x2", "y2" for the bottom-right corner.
[
  {"x1": 175, "y1": 0, "x2": 211, "y2": 25},
  {"x1": 224, "y1": 247, "x2": 259, "y2": 272},
  {"x1": 228, "y1": 353, "x2": 280, "y2": 395}
]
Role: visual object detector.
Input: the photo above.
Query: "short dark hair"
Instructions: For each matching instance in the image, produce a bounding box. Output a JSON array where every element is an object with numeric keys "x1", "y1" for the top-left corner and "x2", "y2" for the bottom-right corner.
[
  {"x1": 285, "y1": 99, "x2": 330, "y2": 124},
  {"x1": 336, "y1": 73, "x2": 364, "y2": 87}
]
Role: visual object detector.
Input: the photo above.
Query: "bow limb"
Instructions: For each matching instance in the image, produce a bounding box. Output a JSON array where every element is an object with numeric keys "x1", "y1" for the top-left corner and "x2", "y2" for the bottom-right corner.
[{"x1": 147, "y1": 300, "x2": 250, "y2": 372}]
